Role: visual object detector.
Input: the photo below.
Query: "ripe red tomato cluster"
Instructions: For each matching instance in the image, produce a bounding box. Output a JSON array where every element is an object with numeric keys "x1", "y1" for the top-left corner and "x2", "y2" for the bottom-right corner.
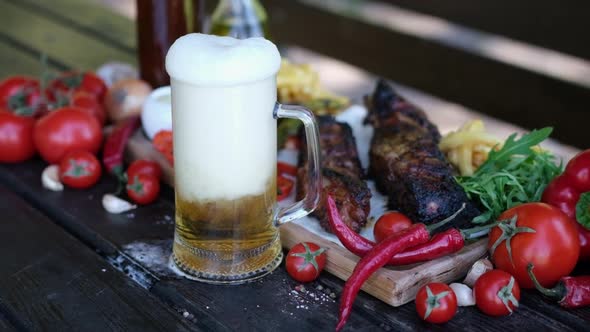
[
  {"x1": 0, "y1": 72, "x2": 162, "y2": 206},
  {"x1": 0, "y1": 72, "x2": 107, "y2": 165}
]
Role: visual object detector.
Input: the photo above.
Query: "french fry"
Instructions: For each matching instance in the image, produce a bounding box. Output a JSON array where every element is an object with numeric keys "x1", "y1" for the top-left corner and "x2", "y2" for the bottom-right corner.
[{"x1": 440, "y1": 120, "x2": 500, "y2": 176}]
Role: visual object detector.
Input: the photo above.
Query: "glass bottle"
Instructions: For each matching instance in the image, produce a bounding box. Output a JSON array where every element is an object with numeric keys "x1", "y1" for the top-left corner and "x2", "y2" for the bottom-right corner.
[
  {"x1": 136, "y1": 0, "x2": 204, "y2": 87},
  {"x1": 209, "y1": 0, "x2": 269, "y2": 39}
]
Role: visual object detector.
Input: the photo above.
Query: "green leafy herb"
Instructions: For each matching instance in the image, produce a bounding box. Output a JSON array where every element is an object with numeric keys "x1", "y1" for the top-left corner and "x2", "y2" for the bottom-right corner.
[
  {"x1": 277, "y1": 118, "x2": 302, "y2": 149},
  {"x1": 576, "y1": 192, "x2": 590, "y2": 230},
  {"x1": 456, "y1": 127, "x2": 562, "y2": 224}
]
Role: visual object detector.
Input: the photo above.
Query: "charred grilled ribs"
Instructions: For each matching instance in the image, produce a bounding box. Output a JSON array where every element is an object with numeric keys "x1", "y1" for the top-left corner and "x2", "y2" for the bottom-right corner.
[
  {"x1": 297, "y1": 116, "x2": 371, "y2": 233},
  {"x1": 365, "y1": 80, "x2": 480, "y2": 228}
]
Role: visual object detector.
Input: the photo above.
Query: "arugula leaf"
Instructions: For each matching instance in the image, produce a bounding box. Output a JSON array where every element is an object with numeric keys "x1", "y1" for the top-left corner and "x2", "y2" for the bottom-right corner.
[
  {"x1": 577, "y1": 192, "x2": 590, "y2": 230},
  {"x1": 456, "y1": 127, "x2": 561, "y2": 224},
  {"x1": 476, "y1": 127, "x2": 553, "y2": 174}
]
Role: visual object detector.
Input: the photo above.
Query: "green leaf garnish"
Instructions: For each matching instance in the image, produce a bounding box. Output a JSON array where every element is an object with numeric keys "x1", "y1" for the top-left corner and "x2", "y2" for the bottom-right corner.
[{"x1": 576, "y1": 192, "x2": 590, "y2": 230}]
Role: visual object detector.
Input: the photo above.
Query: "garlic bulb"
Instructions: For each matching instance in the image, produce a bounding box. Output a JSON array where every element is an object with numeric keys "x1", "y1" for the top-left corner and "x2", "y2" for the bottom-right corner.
[
  {"x1": 42, "y1": 165, "x2": 63, "y2": 191},
  {"x1": 463, "y1": 258, "x2": 494, "y2": 287},
  {"x1": 102, "y1": 194, "x2": 136, "y2": 214},
  {"x1": 450, "y1": 283, "x2": 475, "y2": 306}
]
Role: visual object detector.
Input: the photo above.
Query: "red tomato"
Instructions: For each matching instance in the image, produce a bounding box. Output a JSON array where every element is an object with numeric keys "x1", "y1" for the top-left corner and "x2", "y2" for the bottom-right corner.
[
  {"x1": 286, "y1": 242, "x2": 327, "y2": 282},
  {"x1": 50, "y1": 72, "x2": 107, "y2": 102},
  {"x1": 0, "y1": 76, "x2": 41, "y2": 111},
  {"x1": 70, "y1": 91, "x2": 106, "y2": 125},
  {"x1": 153, "y1": 130, "x2": 173, "y2": 165},
  {"x1": 415, "y1": 283, "x2": 457, "y2": 323},
  {"x1": 277, "y1": 175, "x2": 294, "y2": 201},
  {"x1": 474, "y1": 270, "x2": 521, "y2": 316},
  {"x1": 564, "y1": 150, "x2": 590, "y2": 192},
  {"x1": 0, "y1": 111, "x2": 36, "y2": 163},
  {"x1": 126, "y1": 174, "x2": 160, "y2": 205},
  {"x1": 33, "y1": 107, "x2": 103, "y2": 164},
  {"x1": 373, "y1": 212, "x2": 413, "y2": 242},
  {"x1": 59, "y1": 150, "x2": 102, "y2": 189},
  {"x1": 488, "y1": 203, "x2": 580, "y2": 288},
  {"x1": 541, "y1": 175, "x2": 579, "y2": 218},
  {"x1": 127, "y1": 160, "x2": 162, "y2": 180}
]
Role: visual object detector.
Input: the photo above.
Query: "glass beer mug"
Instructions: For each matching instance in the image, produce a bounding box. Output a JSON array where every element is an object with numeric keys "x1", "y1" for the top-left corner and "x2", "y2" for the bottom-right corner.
[{"x1": 166, "y1": 34, "x2": 321, "y2": 283}]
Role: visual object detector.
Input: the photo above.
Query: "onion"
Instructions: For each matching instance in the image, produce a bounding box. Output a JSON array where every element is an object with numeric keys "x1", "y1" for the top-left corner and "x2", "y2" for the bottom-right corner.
[
  {"x1": 450, "y1": 283, "x2": 475, "y2": 306},
  {"x1": 96, "y1": 62, "x2": 138, "y2": 87},
  {"x1": 41, "y1": 165, "x2": 63, "y2": 191},
  {"x1": 141, "y1": 86, "x2": 172, "y2": 140},
  {"x1": 104, "y1": 79, "x2": 152, "y2": 123}
]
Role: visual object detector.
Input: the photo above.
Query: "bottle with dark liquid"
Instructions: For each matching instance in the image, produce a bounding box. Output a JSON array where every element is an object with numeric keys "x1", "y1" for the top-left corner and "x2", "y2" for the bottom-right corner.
[
  {"x1": 209, "y1": 0, "x2": 269, "y2": 38},
  {"x1": 136, "y1": 0, "x2": 203, "y2": 87}
]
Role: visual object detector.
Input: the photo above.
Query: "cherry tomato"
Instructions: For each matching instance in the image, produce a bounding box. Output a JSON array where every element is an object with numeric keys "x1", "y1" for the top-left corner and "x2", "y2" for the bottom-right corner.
[
  {"x1": 33, "y1": 107, "x2": 103, "y2": 164},
  {"x1": 488, "y1": 203, "x2": 580, "y2": 288},
  {"x1": 126, "y1": 174, "x2": 160, "y2": 205},
  {"x1": 0, "y1": 76, "x2": 41, "y2": 111},
  {"x1": 277, "y1": 175, "x2": 294, "y2": 201},
  {"x1": 415, "y1": 282, "x2": 457, "y2": 323},
  {"x1": 0, "y1": 110, "x2": 36, "y2": 163},
  {"x1": 286, "y1": 242, "x2": 327, "y2": 282},
  {"x1": 277, "y1": 161, "x2": 297, "y2": 177},
  {"x1": 153, "y1": 130, "x2": 173, "y2": 165},
  {"x1": 127, "y1": 159, "x2": 162, "y2": 180},
  {"x1": 59, "y1": 150, "x2": 102, "y2": 189},
  {"x1": 474, "y1": 270, "x2": 520, "y2": 316},
  {"x1": 50, "y1": 72, "x2": 107, "y2": 102},
  {"x1": 70, "y1": 91, "x2": 106, "y2": 125},
  {"x1": 373, "y1": 212, "x2": 413, "y2": 242},
  {"x1": 564, "y1": 150, "x2": 590, "y2": 192}
]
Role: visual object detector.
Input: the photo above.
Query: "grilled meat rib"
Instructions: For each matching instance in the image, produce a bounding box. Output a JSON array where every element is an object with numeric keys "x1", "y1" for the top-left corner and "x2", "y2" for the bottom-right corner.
[
  {"x1": 365, "y1": 80, "x2": 480, "y2": 229},
  {"x1": 297, "y1": 116, "x2": 371, "y2": 233}
]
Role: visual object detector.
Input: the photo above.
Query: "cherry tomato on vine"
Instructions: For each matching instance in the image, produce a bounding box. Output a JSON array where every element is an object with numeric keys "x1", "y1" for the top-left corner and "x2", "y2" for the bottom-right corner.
[
  {"x1": 33, "y1": 107, "x2": 103, "y2": 164},
  {"x1": 474, "y1": 270, "x2": 520, "y2": 317},
  {"x1": 126, "y1": 174, "x2": 160, "y2": 205},
  {"x1": 488, "y1": 203, "x2": 580, "y2": 288},
  {"x1": 70, "y1": 91, "x2": 106, "y2": 125},
  {"x1": 415, "y1": 282, "x2": 457, "y2": 324},
  {"x1": 127, "y1": 159, "x2": 162, "y2": 181},
  {"x1": 373, "y1": 211, "x2": 412, "y2": 242},
  {"x1": 0, "y1": 76, "x2": 41, "y2": 112},
  {"x1": 50, "y1": 71, "x2": 107, "y2": 102},
  {"x1": 564, "y1": 150, "x2": 590, "y2": 192},
  {"x1": 0, "y1": 110, "x2": 36, "y2": 163},
  {"x1": 59, "y1": 150, "x2": 102, "y2": 189},
  {"x1": 286, "y1": 242, "x2": 327, "y2": 282}
]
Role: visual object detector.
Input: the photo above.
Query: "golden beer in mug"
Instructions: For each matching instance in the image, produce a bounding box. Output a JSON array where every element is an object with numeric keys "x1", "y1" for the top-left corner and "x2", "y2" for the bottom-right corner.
[{"x1": 166, "y1": 34, "x2": 321, "y2": 283}]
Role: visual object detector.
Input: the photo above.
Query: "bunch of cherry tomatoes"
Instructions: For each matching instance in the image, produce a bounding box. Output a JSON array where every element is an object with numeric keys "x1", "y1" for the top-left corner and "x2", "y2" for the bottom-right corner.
[{"x1": 0, "y1": 72, "x2": 161, "y2": 206}]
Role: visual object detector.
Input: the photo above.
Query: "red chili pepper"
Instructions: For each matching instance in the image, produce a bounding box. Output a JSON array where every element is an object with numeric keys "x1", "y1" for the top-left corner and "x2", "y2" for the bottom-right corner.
[
  {"x1": 277, "y1": 175, "x2": 294, "y2": 201},
  {"x1": 277, "y1": 161, "x2": 297, "y2": 177},
  {"x1": 542, "y1": 149, "x2": 590, "y2": 260},
  {"x1": 326, "y1": 196, "x2": 488, "y2": 265},
  {"x1": 528, "y1": 263, "x2": 590, "y2": 308},
  {"x1": 336, "y1": 223, "x2": 430, "y2": 331},
  {"x1": 102, "y1": 116, "x2": 140, "y2": 180}
]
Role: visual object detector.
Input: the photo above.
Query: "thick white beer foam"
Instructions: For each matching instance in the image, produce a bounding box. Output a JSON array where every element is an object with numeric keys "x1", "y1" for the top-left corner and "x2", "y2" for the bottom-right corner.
[{"x1": 166, "y1": 33, "x2": 281, "y2": 86}]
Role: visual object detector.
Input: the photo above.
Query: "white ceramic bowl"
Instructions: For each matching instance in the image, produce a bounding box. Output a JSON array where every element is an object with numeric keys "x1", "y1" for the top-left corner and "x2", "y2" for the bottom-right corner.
[{"x1": 141, "y1": 86, "x2": 172, "y2": 140}]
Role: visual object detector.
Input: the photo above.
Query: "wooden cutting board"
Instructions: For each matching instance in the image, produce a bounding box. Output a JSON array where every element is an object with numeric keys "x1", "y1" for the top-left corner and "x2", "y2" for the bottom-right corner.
[{"x1": 125, "y1": 129, "x2": 488, "y2": 307}]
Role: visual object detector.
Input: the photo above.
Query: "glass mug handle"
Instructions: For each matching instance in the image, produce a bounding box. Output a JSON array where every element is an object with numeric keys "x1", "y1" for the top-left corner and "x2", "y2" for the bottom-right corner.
[{"x1": 273, "y1": 103, "x2": 322, "y2": 225}]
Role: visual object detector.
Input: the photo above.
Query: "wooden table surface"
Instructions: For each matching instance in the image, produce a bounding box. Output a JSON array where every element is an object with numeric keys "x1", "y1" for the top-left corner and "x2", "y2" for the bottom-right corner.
[{"x1": 0, "y1": 0, "x2": 588, "y2": 331}]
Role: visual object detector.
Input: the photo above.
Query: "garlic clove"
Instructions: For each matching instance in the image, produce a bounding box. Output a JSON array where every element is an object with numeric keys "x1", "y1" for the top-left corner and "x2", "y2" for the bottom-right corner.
[
  {"x1": 463, "y1": 258, "x2": 494, "y2": 287},
  {"x1": 42, "y1": 165, "x2": 64, "y2": 191},
  {"x1": 450, "y1": 283, "x2": 475, "y2": 306},
  {"x1": 102, "y1": 194, "x2": 137, "y2": 214}
]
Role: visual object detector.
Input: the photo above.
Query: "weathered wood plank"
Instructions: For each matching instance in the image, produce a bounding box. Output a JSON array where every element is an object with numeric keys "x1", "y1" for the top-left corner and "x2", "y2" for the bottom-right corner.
[
  {"x1": 11, "y1": 0, "x2": 136, "y2": 53},
  {"x1": 1, "y1": 161, "x2": 587, "y2": 331},
  {"x1": 0, "y1": 185, "x2": 197, "y2": 332},
  {"x1": 386, "y1": 0, "x2": 590, "y2": 60},
  {"x1": 0, "y1": 40, "x2": 61, "y2": 78},
  {"x1": 263, "y1": 0, "x2": 590, "y2": 148},
  {"x1": 0, "y1": 0, "x2": 135, "y2": 70}
]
